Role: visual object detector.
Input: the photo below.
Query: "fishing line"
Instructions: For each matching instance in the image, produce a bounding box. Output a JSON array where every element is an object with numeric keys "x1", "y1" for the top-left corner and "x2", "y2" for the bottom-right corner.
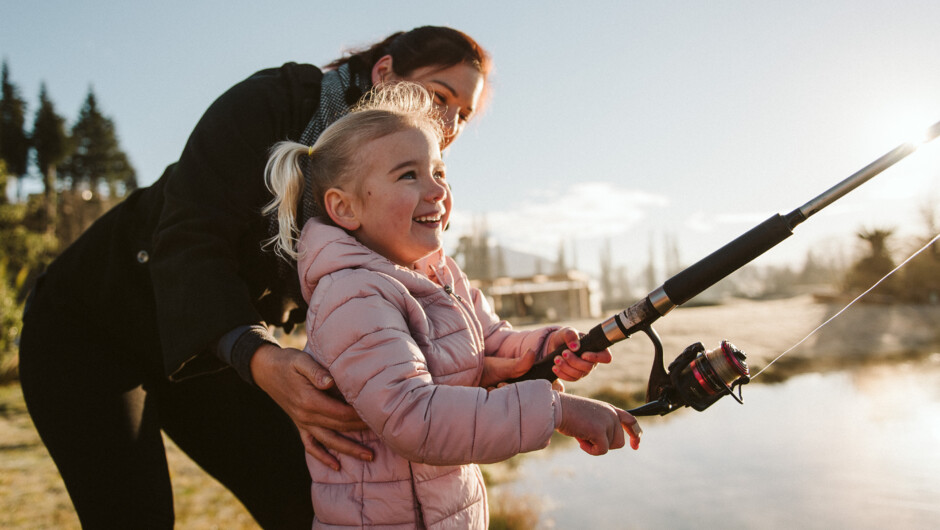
[{"x1": 751, "y1": 232, "x2": 940, "y2": 380}]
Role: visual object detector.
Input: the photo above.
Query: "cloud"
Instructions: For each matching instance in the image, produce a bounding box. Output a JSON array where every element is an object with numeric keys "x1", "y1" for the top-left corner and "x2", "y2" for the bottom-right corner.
[{"x1": 444, "y1": 181, "x2": 668, "y2": 256}]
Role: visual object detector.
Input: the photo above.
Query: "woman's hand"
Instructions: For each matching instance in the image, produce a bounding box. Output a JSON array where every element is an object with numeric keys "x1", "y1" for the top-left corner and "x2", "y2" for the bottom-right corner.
[
  {"x1": 557, "y1": 393, "x2": 642, "y2": 455},
  {"x1": 547, "y1": 327, "x2": 612, "y2": 382},
  {"x1": 250, "y1": 344, "x2": 372, "y2": 470},
  {"x1": 480, "y1": 350, "x2": 567, "y2": 392},
  {"x1": 479, "y1": 349, "x2": 536, "y2": 388}
]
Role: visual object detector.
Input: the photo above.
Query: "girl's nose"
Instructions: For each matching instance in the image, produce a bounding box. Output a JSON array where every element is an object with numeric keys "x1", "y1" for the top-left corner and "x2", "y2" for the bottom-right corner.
[{"x1": 426, "y1": 177, "x2": 448, "y2": 202}]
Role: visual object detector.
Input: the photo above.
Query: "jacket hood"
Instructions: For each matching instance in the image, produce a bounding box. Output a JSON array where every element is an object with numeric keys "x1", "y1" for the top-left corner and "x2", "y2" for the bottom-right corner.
[{"x1": 297, "y1": 218, "x2": 448, "y2": 302}]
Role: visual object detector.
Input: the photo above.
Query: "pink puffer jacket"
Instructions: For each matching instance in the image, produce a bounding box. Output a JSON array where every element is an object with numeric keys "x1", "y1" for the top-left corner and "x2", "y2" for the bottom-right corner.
[{"x1": 297, "y1": 219, "x2": 562, "y2": 529}]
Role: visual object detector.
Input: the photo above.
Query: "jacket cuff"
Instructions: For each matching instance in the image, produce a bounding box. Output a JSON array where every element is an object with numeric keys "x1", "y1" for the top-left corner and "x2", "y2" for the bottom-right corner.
[
  {"x1": 551, "y1": 389, "x2": 563, "y2": 429},
  {"x1": 216, "y1": 325, "x2": 280, "y2": 385}
]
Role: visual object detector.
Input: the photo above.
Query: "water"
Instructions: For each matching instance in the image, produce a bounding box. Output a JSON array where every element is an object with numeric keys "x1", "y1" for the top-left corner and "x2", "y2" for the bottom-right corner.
[{"x1": 496, "y1": 355, "x2": 940, "y2": 529}]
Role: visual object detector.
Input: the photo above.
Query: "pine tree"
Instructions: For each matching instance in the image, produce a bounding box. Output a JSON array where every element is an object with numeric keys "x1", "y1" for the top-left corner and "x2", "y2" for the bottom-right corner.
[
  {"x1": 494, "y1": 245, "x2": 507, "y2": 278},
  {"x1": 898, "y1": 201, "x2": 940, "y2": 303},
  {"x1": 32, "y1": 83, "x2": 70, "y2": 232},
  {"x1": 554, "y1": 240, "x2": 567, "y2": 274},
  {"x1": 0, "y1": 61, "x2": 30, "y2": 203},
  {"x1": 599, "y1": 238, "x2": 613, "y2": 298},
  {"x1": 664, "y1": 232, "x2": 682, "y2": 277},
  {"x1": 60, "y1": 87, "x2": 137, "y2": 198},
  {"x1": 616, "y1": 265, "x2": 632, "y2": 302},
  {"x1": 644, "y1": 235, "x2": 657, "y2": 291}
]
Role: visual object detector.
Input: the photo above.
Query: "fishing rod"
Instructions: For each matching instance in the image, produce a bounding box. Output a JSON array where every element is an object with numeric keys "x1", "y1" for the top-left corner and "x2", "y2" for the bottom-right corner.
[{"x1": 508, "y1": 119, "x2": 940, "y2": 416}]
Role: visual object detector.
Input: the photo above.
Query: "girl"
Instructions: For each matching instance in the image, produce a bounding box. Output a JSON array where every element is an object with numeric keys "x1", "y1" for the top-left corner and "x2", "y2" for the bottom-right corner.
[{"x1": 265, "y1": 83, "x2": 642, "y2": 529}]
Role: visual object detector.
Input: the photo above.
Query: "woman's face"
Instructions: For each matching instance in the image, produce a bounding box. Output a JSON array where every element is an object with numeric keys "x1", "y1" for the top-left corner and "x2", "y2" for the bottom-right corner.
[{"x1": 374, "y1": 58, "x2": 485, "y2": 148}]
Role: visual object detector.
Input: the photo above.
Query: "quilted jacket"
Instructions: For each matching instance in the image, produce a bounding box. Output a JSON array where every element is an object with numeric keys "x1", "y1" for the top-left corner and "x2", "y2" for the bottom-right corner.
[{"x1": 298, "y1": 219, "x2": 563, "y2": 529}]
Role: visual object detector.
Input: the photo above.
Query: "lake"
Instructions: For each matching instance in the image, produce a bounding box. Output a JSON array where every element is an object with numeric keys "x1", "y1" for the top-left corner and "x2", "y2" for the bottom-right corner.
[{"x1": 493, "y1": 354, "x2": 940, "y2": 529}]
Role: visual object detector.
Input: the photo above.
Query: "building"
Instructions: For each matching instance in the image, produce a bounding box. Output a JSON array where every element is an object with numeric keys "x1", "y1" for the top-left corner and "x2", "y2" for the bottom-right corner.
[{"x1": 471, "y1": 270, "x2": 600, "y2": 325}]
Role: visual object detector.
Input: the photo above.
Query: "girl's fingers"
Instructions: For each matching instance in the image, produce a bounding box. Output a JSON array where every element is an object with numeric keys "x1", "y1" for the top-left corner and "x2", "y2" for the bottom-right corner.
[
  {"x1": 552, "y1": 354, "x2": 582, "y2": 381},
  {"x1": 617, "y1": 410, "x2": 643, "y2": 450},
  {"x1": 561, "y1": 351, "x2": 595, "y2": 373},
  {"x1": 580, "y1": 349, "x2": 613, "y2": 365}
]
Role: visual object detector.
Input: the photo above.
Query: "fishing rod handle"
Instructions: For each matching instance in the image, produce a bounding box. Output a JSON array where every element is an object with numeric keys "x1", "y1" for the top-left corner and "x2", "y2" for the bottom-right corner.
[
  {"x1": 662, "y1": 214, "x2": 793, "y2": 306},
  {"x1": 503, "y1": 323, "x2": 613, "y2": 384}
]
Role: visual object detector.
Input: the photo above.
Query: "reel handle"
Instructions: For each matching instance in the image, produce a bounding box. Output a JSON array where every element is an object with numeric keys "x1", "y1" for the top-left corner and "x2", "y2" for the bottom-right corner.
[{"x1": 503, "y1": 324, "x2": 613, "y2": 384}]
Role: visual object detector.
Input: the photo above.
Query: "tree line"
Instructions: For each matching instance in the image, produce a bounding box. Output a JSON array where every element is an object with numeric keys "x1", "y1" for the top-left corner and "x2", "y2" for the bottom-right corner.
[
  {"x1": 1, "y1": 57, "x2": 938, "y2": 381},
  {"x1": 456, "y1": 213, "x2": 940, "y2": 313},
  {"x1": 1, "y1": 60, "x2": 137, "y2": 380}
]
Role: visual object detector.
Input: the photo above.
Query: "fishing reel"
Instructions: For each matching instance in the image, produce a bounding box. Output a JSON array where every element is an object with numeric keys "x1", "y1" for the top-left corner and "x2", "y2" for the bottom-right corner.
[{"x1": 627, "y1": 328, "x2": 750, "y2": 416}]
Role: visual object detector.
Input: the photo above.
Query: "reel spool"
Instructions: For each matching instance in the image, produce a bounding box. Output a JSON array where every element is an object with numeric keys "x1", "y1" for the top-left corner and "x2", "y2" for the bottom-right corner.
[
  {"x1": 671, "y1": 340, "x2": 750, "y2": 411},
  {"x1": 629, "y1": 330, "x2": 751, "y2": 416}
]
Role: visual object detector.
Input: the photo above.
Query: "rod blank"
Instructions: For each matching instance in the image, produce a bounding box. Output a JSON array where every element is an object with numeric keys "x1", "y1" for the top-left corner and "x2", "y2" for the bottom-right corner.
[{"x1": 790, "y1": 119, "x2": 940, "y2": 227}]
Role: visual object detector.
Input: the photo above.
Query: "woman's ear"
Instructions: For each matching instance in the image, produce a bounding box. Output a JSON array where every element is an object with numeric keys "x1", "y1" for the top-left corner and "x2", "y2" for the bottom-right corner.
[
  {"x1": 371, "y1": 55, "x2": 396, "y2": 85},
  {"x1": 324, "y1": 188, "x2": 361, "y2": 231}
]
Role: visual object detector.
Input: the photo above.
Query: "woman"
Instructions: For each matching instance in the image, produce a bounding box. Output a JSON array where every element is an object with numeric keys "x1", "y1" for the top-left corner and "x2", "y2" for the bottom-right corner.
[{"x1": 18, "y1": 26, "x2": 493, "y2": 528}]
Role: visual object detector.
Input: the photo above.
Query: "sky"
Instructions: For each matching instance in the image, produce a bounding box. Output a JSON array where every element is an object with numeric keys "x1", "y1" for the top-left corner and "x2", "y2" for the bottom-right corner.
[{"x1": 3, "y1": 1, "x2": 940, "y2": 283}]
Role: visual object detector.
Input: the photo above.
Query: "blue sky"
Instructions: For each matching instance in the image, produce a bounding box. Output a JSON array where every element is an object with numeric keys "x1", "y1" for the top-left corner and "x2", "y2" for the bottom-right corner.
[{"x1": 3, "y1": 1, "x2": 939, "y2": 280}]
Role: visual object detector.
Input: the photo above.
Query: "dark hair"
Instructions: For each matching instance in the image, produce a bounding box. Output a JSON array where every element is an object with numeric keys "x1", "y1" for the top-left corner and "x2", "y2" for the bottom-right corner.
[{"x1": 326, "y1": 26, "x2": 491, "y2": 78}]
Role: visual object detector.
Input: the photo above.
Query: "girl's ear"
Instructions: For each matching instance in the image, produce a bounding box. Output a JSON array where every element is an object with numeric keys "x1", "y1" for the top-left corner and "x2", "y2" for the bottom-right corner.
[
  {"x1": 324, "y1": 188, "x2": 361, "y2": 231},
  {"x1": 371, "y1": 55, "x2": 396, "y2": 85}
]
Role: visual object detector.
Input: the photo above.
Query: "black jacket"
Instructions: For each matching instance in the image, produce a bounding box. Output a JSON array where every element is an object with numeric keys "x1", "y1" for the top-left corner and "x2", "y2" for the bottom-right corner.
[{"x1": 37, "y1": 62, "x2": 364, "y2": 381}]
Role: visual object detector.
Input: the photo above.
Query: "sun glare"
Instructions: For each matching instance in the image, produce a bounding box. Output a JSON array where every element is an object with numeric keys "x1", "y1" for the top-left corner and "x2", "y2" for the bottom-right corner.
[{"x1": 870, "y1": 107, "x2": 940, "y2": 149}]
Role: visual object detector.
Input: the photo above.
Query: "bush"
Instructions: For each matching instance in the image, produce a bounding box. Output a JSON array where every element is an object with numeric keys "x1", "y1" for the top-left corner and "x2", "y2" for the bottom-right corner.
[
  {"x1": 0, "y1": 201, "x2": 58, "y2": 383},
  {"x1": 899, "y1": 238, "x2": 940, "y2": 304},
  {"x1": 0, "y1": 261, "x2": 23, "y2": 383}
]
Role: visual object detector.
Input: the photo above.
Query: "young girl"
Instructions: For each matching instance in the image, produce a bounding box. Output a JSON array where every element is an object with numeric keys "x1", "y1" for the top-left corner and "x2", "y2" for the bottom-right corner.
[{"x1": 264, "y1": 83, "x2": 642, "y2": 529}]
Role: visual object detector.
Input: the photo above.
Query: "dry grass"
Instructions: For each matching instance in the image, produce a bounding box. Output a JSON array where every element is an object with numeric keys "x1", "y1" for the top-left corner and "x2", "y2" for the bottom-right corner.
[{"x1": 0, "y1": 384, "x2": 257, "y2": 529}]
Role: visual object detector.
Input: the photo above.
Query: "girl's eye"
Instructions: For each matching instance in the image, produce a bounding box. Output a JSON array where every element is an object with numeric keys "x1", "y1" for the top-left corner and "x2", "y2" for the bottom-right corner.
[
  {"x1": 398, "y1": 171, "x2": 417, "y2": 181},
  {"x1": 433, "y1": 170, "x2": 446, "y2": 181}
]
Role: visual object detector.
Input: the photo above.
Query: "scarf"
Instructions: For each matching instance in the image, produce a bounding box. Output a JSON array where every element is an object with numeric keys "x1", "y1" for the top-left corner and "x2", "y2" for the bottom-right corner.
[
  {"x1": 297, "y1": 62, "x2": 372, "y2": 223},
  {"x1": 272, "y1": 62, "x2": 372, "y2": 315}
]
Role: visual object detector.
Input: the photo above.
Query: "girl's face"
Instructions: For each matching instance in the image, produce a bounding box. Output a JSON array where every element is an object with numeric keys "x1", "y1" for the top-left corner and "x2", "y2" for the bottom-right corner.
[
  {"x1": 333, "y1": 127, "x2": 449, "y2": 267},
  {"x1": 373, "y1": 58, "x2": 485, "y2": 149}
]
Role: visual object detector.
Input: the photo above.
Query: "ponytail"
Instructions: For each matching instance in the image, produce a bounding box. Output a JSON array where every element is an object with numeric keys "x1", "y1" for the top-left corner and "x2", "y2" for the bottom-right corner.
[{"x1": 262, "y1": 141, "x2": 309, "y2": 261}]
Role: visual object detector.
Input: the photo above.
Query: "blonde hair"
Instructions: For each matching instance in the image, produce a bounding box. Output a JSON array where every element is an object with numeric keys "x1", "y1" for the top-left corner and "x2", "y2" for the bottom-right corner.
[{"x1": 263, "y1": 82, "x2": 444, "y2": 261}]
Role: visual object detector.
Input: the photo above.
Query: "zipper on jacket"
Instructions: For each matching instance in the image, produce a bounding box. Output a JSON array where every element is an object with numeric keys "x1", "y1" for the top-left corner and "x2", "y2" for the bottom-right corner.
[
  {"x1": 431, "y1": 261, "x2": 483, "y2": 351},
  {"x1": 442, "y1": 283, "x2": 486, "y2": 352},
  {"x1": 443, "y1": 284, "x2": 463, "y2": 302}
]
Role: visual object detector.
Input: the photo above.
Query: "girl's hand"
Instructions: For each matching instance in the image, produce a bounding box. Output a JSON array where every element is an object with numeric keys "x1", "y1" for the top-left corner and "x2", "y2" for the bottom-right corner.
[
  {"x1": 547, "y1": 327, "x2": 612, "y2": 382},
  {"x1": 251, "y1": 344, "x2": 372, "y2": 471},
  {"x1": 557, "y1": 393, "x2": 642, "y2": 455}
]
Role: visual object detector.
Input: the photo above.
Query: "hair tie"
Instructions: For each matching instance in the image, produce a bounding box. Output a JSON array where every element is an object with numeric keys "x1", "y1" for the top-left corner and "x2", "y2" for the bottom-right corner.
[{"x1": 307, "y1": 145, "x2": 314, "y2": 157}]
